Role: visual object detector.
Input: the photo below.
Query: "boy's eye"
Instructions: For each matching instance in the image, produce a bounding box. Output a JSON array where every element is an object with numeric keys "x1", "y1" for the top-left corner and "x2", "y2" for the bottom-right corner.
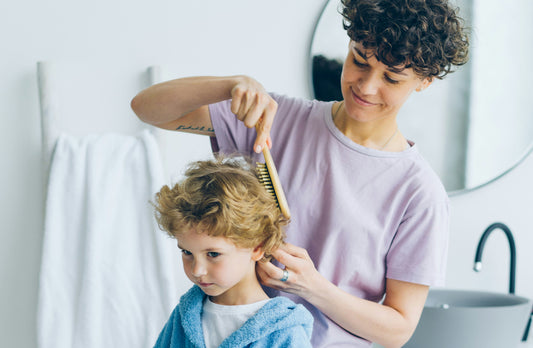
[
  {"x1": 207, "y1": 251, "x2": 220, "y2": 258},
  {"x1": 181, "y1": 249, "x2": 192, "y2": 256}
]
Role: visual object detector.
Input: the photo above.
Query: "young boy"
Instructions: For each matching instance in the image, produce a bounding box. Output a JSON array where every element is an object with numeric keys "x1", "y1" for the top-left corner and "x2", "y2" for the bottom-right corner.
[{"x1": 152, "y1": 157, "x2": 313, "y2": 348}]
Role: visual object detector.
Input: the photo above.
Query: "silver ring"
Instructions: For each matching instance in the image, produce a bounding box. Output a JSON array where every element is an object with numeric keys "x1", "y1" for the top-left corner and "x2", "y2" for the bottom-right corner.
[{"x1": 280, "y1": 269, "x2": 289, "y2": 282}]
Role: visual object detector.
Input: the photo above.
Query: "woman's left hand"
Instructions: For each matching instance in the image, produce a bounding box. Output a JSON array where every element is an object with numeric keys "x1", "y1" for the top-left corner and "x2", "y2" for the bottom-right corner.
[{"x1": 256, "y1": 242, "x2": 324, "y2": 301}]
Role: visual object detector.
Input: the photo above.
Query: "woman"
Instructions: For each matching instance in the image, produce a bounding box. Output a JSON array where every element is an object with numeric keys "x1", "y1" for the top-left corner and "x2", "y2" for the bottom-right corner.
[{"x1": 131, "y1": 0, "x2": 469, "y2": 346}]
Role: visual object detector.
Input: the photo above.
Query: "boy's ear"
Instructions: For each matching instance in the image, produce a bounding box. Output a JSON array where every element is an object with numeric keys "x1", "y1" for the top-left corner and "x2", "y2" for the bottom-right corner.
[{"x1": 251, "y1": 246, "x2": 265, "y2": 261}]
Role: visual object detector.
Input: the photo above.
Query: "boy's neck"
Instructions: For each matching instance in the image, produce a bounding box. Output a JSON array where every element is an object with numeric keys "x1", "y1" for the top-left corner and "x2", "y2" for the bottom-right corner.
[{"x1": 209, "y1": 275, "x2": 269, "y2": 306}]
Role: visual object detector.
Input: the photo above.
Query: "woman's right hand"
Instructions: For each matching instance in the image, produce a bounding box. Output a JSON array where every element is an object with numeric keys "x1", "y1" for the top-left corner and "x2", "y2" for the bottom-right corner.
[{"x1": 230, "y1": 76, "x2": 277, "y2": 153}]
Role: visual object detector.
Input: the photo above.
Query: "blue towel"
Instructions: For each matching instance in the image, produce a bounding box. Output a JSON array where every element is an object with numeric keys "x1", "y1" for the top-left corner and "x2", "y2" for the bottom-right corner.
[{"x1": 155, "y1": 286, "x2": 313, "y2": 348}]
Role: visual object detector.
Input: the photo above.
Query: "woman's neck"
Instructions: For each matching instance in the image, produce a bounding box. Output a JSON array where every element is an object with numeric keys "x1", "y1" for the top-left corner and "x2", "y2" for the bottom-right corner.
[{"x1": 332, "y1": 101, "x2": 407, "y2": 151}]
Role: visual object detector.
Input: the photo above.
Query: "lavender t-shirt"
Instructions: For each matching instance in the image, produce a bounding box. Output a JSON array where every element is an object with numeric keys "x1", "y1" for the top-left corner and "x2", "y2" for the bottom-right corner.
[{"x1": 209, "y1": 93, "x2": 449, "y2": 348}]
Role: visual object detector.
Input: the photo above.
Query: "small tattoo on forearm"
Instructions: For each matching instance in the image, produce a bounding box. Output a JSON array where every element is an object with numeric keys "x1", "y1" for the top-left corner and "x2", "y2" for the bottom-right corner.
[{"x1": 176, "y1": 125, "x2": 214, "y2": 133}]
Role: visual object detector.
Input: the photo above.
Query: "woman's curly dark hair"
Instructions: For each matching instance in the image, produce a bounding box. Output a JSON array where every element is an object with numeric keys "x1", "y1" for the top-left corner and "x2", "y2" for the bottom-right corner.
[{"x1": 341, "y1": 0, "x2": 469, "y2": 79}]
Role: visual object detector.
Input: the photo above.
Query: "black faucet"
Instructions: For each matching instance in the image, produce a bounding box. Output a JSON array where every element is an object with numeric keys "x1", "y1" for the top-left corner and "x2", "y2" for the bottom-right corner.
[
  {"x1": 473, "y1": 222, "x2": 516, "y2": 294},
  {"x1": 473, "y1": 222, "x2": 532, "y2": 342}
]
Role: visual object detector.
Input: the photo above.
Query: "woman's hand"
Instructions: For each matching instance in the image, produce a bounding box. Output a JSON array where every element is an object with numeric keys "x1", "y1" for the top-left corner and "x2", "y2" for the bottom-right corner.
[
  {"x1": 257, "y1": 242, "x2": 429, "y2": 347},
  {"x1": 230, "y1": 76, "x2": 277, "y2": 153},
  {"x1": 256, "y1": 242, "x2": 325, "y2": 301}
]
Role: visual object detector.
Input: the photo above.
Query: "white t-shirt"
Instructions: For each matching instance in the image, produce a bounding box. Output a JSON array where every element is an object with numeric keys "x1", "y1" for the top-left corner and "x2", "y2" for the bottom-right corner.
[{"x1": 201, "y1": 298, "x2": 270, "y2": 348}]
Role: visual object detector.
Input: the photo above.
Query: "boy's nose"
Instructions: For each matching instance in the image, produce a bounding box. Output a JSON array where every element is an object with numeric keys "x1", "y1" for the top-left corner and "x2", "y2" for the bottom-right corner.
[{"x1": 191, "y1": 260, "x2": 207, "y2": 277}]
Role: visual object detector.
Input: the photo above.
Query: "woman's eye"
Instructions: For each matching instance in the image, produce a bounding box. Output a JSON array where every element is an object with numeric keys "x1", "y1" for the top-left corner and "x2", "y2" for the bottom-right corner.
[
  {"x1": 207, "y1": 252, "x2": 220, "y2": 258},
  {"x1": 353, "y1": 59, "x2": 367, "y2": 68},
  {"x1": 385, "y1": 75, "x2": 400, "y2": 84}
]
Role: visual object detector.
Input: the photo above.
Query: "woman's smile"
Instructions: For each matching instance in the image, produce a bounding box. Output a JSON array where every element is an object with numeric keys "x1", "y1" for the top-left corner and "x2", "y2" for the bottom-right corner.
[{"x1": 351, "y1": 87, "x2": 377, "y2": 107}]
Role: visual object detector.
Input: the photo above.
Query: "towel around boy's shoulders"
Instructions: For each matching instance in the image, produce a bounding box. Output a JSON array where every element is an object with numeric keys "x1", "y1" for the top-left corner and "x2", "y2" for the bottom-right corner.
[{"x1": 154, "y1": 285, "x2": 313, "y2": 348}]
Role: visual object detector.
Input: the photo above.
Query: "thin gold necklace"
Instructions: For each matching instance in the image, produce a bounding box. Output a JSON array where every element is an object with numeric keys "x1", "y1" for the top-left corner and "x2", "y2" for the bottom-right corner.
[
  {"x1": 379, "y1": 127, "x2": 398, "y2": 150},
  {"x1": 333, "y1": 100, "x2": 344, "y2": 120},
  {"x1": 333, "y1": 100, "x2": 398, "y2": 151}
]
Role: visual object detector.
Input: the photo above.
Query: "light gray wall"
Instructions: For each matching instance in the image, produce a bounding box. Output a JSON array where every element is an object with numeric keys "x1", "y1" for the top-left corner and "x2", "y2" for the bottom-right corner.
[
  {"x1": 466, "y1": 0, "x2": 533, "y2": 187},
  {"x1": 1, "y1": 0, "x2": 532, "y2": 347}
]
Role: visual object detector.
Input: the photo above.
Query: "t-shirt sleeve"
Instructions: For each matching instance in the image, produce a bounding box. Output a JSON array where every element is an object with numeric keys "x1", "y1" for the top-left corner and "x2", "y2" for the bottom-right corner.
[
  {"x1": 207, "y1": 93, "x2": 316, "y2": 159},
  {"x1": 208, "y1": 99, "x2": 257, "y2": 157},
  {"x1": 386, "y1": 197, "x2": 450, "y2": 287}
]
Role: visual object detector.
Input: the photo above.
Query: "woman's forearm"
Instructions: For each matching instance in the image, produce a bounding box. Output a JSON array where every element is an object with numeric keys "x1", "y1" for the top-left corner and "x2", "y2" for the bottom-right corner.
[
  {"x1": 260, "y1": 245, "x2": 427, "y2": 347},
  {"x1": 306, "y1": 276, "x2": 427, "y2": 348},
  {"x1": 130, "y1": 75, "x2": 240, "y2": 126}
]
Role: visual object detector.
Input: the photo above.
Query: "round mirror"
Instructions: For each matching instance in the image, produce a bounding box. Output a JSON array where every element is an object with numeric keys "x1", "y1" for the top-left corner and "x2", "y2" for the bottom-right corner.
[{"x1": 310, "y1": 0, "x2": 533, "y2": 195}]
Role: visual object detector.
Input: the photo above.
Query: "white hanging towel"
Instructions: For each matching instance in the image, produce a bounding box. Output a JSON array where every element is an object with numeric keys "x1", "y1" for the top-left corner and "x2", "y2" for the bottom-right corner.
[{"x1": 37, "y1": 130, "x2": 183, "y2": 348}]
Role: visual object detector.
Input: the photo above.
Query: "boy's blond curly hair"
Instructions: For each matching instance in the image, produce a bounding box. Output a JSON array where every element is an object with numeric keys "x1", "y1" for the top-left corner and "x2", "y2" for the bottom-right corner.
[{"x1": 153, "y1": 156, "x2": 287, "y2": 261}]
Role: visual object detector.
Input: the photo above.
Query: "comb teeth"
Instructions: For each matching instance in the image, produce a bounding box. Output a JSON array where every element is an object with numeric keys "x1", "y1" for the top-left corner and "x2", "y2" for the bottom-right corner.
[{"x1": 256, "y1": 162, "x2": 279, "y2": 207}]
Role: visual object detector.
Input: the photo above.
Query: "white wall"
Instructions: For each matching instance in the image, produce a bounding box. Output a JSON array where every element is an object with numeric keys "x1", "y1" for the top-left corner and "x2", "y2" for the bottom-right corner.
[
  {"x1": 466, "y1": 0, "x2": 533, "y2": 188},
  {"x1": 1, "y1": 1, "x2": 532, "y2": 347}
]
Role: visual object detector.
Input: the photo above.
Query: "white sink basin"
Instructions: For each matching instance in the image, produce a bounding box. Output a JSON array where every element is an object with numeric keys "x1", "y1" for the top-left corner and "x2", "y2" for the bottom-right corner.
[{"x1": 404, "y1": 289, "x2": 532, "y2": 348}]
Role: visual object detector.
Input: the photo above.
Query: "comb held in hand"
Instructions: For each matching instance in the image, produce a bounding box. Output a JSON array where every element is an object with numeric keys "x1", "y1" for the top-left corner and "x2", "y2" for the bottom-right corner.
[{"x1": 256, "y1": 146, "x2": 291, "y2": 220}]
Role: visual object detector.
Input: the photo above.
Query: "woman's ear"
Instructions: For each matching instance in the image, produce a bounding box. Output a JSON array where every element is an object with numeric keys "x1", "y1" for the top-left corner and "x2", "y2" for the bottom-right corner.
[
  {"x1": 416, "y1": 77, "x2": 433, "y2": 92},
  {"x1": 251, "y1": 246, "x2": 265, "y2": 261}
]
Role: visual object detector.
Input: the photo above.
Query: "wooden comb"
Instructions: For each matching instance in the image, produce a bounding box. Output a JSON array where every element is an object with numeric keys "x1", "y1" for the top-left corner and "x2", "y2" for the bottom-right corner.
[{"x1": 256, "y1": 146, "x2": 291, "y2": 220}]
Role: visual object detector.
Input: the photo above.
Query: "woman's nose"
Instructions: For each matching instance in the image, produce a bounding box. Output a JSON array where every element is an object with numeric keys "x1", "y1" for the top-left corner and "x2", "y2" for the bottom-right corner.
[{"x1": 358, "y1": 72, "x2": 379, "y2": 95}]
